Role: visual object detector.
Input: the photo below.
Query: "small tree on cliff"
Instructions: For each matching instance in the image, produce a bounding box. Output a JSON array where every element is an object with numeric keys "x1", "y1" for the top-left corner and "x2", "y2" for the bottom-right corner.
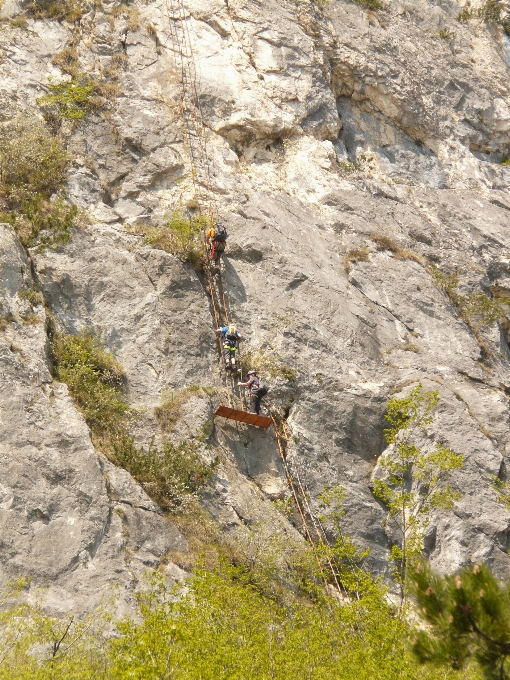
[
  {"x1": 373, "y1": 384, "x2": 464, "y2": 602},
  {"x1": 410, "y1": 559, "x2": 510, "y2": 680}
]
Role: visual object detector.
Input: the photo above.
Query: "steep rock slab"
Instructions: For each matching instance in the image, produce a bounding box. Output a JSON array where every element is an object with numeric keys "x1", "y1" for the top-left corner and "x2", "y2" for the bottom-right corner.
[{"x1": 0, "y1": 225, "x2": 186, "y2": 615}]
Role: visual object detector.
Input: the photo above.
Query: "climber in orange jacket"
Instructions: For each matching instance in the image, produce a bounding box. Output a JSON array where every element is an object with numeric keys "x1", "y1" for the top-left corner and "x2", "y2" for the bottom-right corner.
[{"x1": 206, "y1": 223, "x2": 228, "y2": 262}]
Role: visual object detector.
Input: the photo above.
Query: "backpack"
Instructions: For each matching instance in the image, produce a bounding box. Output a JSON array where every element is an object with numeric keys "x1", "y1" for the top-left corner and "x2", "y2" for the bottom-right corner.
[
  {"x1": 256, "y1": 383, "x2": 268, "y2": 397},
  {"x1": 252, "y1": 377, "x2": 268, "y2": 397},
  {"x1": 215, "y1": 224, "x2": 228, "y2": 242}
]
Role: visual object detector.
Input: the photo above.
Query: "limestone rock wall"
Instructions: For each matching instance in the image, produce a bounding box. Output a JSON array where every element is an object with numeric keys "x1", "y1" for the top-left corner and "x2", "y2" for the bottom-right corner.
[{"x1": 1, "y1": 0, "x2": 510, "y2": 610}]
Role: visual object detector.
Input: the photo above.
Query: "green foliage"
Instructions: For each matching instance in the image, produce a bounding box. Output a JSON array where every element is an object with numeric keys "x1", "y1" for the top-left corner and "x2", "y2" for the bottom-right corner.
[
  {"x1": 0, "y1": 543, "x2": 478, "y2": 680},
  {"x1": 410, "y1": 560, "x2": 510, "y2": 679},
  {"x1": 0, "y1": 116, "x2": 69, "y2": 210},
  {"x1": 457, "y1": 6, "x2": 472, "y2": 22},
  {"x1": 111, "y1": 436, "x2": 217, "y2": 512},
  {"x1": 52, "y1": 330, "x2": 131, "y2": 440},
  {"x1": 353, "y1": 0, "x2": 383, "y2": 10},
  {"x1": 52, "y1": 331, "x2": 214, "y2": 514},
  {"x1": 37, "y1": 78, "x2": 98, "y2": 124},
  {"x1": 490, "y1": 475, "x2": 510, "y2": 511},
  {"x1": 51, "y1": 47, "x2": 80, "y2": 77},
  {"x1": 317, "y1": 486, "x2": 375, "y2": 597},
  {"x1": 0, "y1": 312, "x2": 15, "y2": 332},
  {"x1": 133, "y1": 211, "x2": 211, "y2": 266},
  {"x1": 0, "y1": 115, "x2": 75, "y2": 252},
  {"x1": 18, "y1": 287, "x2": 44, "y2": 307},
  {"x1": 0, "y1": 579, "x2": 110, "y2": 679},
  {"x1": 24, "y1": 0, "x2": 84, "y2": 22},
  {"x1": 456, "y1": 0, "x2": 505, "y2": 23},
  {"x1": 2, "y1": 196, "x2": 77, "y2": 252},
  {"x1": 373, "y1": 385, "x2": 464, "y2": 600},
  {"x1": 106, "y1": 566, "x2": 452, "y2": 680},
  {"x1": 429, "y1": 265, "x2": 503, "y2": 330},
  {"x1": 438, "y1": 27, "x2": 455, "y2": 39},
  {"x1": 500, "y1": 156, "x2": 510, "y2": 166}
]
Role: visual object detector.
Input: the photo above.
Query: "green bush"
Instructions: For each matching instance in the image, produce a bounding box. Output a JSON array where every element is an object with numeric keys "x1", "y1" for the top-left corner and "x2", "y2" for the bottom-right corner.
[
  {"x1": 111, "y1": 436, "x2": 217, "y2": 512},
  {"x1": 0, "y1": 115, "x2": 76, "y2": 252},
  {"x1": 24, "y1": 0, "x2": 84, "y2": 22},
  {"x1": 52, "y1": 331, "x2": 214, "y2": 512},
  {"x1": 52, "y1": 330, "x2": 131, "y2": 440},
  {"x1": 428, "y1": 266, "x2": 503, "y2": 329},
  {"x1": 411, "y1": 560, "x2": 510, "y2": 679},
  {"x1": 37, "y1": 78, "x2": 98, "y2": 124},
  {"x1": 353, "y1": 0, "x2": 383, "y2": 10},
  {"x1": 2, "y1": 196, "x2": 77, "y2": 252},
  {"x1": 438, "y1": 27, "x2": 454, "y2": 39},
  {"x1": 19, "y1": 287, "x2": 45, "y2": 307},
  {"x1": 133, "y1": 211, "x2": 211, "y2": 267},
  {"x1": 0, "y1": 116, "x2": 69, "y2": 210},
  {"x1": 456, "y1": 0, "x2": 504, "y2": 23}
]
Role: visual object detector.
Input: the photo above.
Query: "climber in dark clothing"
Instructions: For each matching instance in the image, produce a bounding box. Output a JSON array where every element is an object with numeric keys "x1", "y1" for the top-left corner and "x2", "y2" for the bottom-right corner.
[{"x1": 238, "y1": 369, "x2": 265, "y2": 415}]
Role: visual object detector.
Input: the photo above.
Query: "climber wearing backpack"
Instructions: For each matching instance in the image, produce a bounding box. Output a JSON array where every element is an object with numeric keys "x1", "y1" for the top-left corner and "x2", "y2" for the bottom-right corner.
[
  {"x1": 216, "y1": 324, "x2": 242, "y2": 371},
  {"x1": 238, "y1": 370, "x2": 268, "y2": 415},
  {"x1": 206, "y1": 222, "x2": 228, "y2": 262}
]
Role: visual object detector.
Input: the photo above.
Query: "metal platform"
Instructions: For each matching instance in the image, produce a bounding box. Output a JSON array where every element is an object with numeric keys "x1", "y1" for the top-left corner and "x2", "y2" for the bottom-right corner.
[{"x1": 215, "y1": 404, "x2": 273, "y2": 429}]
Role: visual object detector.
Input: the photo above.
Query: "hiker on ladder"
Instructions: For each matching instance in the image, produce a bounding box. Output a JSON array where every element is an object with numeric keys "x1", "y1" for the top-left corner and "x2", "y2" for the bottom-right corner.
[
  {"x1": 206, "y1": 222, "x2": 228, "y2": 262},
  {"x1": 216, "y1": 324, "x2": 242, "y2": 372},
  {"x1": 238, "y1": 370, "x2": 267, "y2": 415}
]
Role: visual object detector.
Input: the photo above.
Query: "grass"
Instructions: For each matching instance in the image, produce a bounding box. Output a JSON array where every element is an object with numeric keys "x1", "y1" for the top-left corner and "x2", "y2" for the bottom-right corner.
[
  {"x1": 438, "y1": 27, "x2": 454, "y2": 39},
  {"x1": 132, "y1": 211, "x2": 212, "y2": 267},
  {"x1": 500, "y1": 156, "x2": 510, "y2": 166},
  {"x1": 353, "y1": 0, "x2": 383, "y2": 10},
  {"x1": 0, "y1": 312, "x2": 15, "y2": 332},
  {"x1": 51, "y1": 47, "x2": 79, "y2": 76},
  {"x1": 370, "y1": 233, "x2": 423, "y2": 264},
  {"x1": 19, "y1": 288, "x2": 45, "y2": 307},
  {"x1": 457, "y1": 0, "x2": 504, "y2": 22},
  {"x1": 154, "y1": 386, "x2": 210, "y2": 432},
  {"x1": 344, "y1": 247, "x2": 370, "y2": 272}
]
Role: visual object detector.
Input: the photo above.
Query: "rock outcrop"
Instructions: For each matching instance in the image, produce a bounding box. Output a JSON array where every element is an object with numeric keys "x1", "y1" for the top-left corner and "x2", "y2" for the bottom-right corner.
[{"x1": 1, "y1": 0, "x2": 510, "y2": 611}]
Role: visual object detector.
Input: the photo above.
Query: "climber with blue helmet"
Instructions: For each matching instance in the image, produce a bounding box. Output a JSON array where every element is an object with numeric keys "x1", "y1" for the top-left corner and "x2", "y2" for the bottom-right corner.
[{"x1": 216, "y1": 323, "x2": 242, "y2": 371}]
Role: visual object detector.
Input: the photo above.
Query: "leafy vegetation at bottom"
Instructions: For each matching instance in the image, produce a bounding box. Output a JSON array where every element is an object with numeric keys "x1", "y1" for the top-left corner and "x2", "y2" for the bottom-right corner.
[{"x1": 0, "y1": 553, "x2": 484, "y2": 680}]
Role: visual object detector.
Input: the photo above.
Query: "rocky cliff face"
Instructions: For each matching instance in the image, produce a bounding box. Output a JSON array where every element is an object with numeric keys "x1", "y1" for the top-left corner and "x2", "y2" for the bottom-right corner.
[{"x1": 1, "y1": 0, "x2": 510, "y2": 613}]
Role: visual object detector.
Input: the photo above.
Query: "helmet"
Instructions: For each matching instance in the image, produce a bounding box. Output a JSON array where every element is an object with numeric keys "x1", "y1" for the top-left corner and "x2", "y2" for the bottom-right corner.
[
  {"x1": 247, "y1": 369, "x2": 257, "y2": 375},
  {"x1": 228, "y1": 324, "x2": 237, "y2": 335}
]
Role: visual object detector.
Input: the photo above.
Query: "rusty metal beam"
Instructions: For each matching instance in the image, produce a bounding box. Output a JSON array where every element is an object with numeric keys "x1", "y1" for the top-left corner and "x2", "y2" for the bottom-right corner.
[{"x1": 215, "y1": 404, "x2": 273, "y2": 429}]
